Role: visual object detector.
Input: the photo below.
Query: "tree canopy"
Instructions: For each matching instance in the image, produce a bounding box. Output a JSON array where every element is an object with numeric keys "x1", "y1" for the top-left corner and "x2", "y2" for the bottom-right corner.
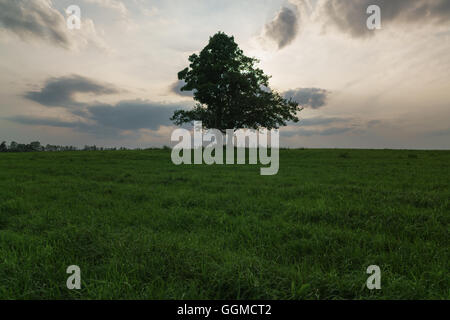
[{"x1": 171, "y1": 32, "x2": 303, "y2": 132}]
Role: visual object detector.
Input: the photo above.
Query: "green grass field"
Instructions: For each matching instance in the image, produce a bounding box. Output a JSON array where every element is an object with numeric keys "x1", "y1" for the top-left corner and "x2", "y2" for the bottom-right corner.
[{"x1": 0, "y1": 149, "x2": 448, "y2": 299}]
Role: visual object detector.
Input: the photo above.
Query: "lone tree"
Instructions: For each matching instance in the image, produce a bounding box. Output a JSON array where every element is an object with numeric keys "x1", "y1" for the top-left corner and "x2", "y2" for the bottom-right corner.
[{"x1": 171, "y1": 32, "x2": 303, "y2": 132}]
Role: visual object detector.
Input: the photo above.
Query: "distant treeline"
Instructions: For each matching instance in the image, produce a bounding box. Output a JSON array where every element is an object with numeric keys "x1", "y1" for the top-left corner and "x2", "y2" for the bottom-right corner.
[{"x1": 0, "y1": 141, "x2": 162, "y2": 153}]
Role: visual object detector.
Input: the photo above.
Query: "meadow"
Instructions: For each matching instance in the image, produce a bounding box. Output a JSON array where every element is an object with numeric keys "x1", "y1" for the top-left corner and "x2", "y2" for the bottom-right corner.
[{"x1": 0, "y1": 149, "x2": 448, "y2": 299}]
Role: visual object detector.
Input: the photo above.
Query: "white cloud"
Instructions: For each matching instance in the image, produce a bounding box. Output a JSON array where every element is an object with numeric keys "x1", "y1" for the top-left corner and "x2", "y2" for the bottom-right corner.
[{"x1": 0, "y1": 0, "x2": 110, "y2": 52}]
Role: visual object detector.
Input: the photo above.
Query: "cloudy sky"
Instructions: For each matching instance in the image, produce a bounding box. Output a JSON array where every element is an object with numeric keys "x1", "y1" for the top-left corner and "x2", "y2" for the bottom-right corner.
[{"x1": 0, "y1": 0, "x2": 449, "y2": 149}]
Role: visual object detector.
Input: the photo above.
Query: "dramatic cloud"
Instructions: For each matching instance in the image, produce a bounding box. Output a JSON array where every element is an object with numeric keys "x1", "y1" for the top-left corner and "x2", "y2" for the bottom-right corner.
[
  {"x1": 319, "y1": 0, "x2": 450, "y2": 38},
  {"x1": 170, "y1": 80, "x2": 194, "y2": 97},
  {"x1": 264, "y1": 7, "x2": 299, "y2": 49},
  {"x1": 16, "y1": 75, "x2": 187, "y2": 136},
  {"x1": 0, "y1": 0, "x2": 108, "y2": 50},
  {"x1": 10, "y1": 72, "x2": 185, "y2": 138},
  {"x1": 25, "y1": 75, "x2": 119, "y2": 107},
  {"x1": 86, "y1": 100, "x2": 179, "y2": 131},
  {"x1": 283, "y1": 88, "x2": 330, "y2": 109},
  {"x1": 8, "y1": 100, "x2": 182, "y2": 135},
  {"x1": 0, "y1": 0, "x2": 72, "y2": 48}
]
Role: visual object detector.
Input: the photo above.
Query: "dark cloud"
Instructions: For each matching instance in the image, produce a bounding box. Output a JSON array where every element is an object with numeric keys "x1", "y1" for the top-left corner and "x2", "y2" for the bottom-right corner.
[
  {"x1": 283, "y1": 88, "x2": 330, "y2": 109},
  {"x1": 321, "y1": 0, "x2": 450, "y2": 38},
  {"x1": 265, "y1": 7, "x2": 299, "y2": 49},
  {"x1": 25, "y1": 75, "x2": 119, "y2": 107},
  {"x1": 0, "y1": 0, "x2": 71, "y2": 48},
  {"x1": 15, "y1": 75, "x2": 187, "y2": 136},
  {"x1": 8, "y1": 100, "x2": 184, "y2": 135},
  {"x1": 86, "y1": 100, "x2": 179, "y2": 130},
  {"x1": 170, "y1": 80, "x2": 194, "y2": 97}
]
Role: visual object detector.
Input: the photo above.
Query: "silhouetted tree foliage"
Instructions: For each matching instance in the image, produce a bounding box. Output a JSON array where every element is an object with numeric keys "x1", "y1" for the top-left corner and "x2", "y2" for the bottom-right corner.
[
  {"x1": 29, "y1": 141, "x2": 42, "y2": 152},
  {"x1": 0, "y1": 140, "x2": 159, "y2": 153},
  {"x1": 171, "y1": 32, "x2": 303, "y2": 132},
  {"x1": 0, "y1": 141, "x2": 7, "y2": 152},
  {"x1": 0, "y1": 141, "x2": 76, "y2": 152}
]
